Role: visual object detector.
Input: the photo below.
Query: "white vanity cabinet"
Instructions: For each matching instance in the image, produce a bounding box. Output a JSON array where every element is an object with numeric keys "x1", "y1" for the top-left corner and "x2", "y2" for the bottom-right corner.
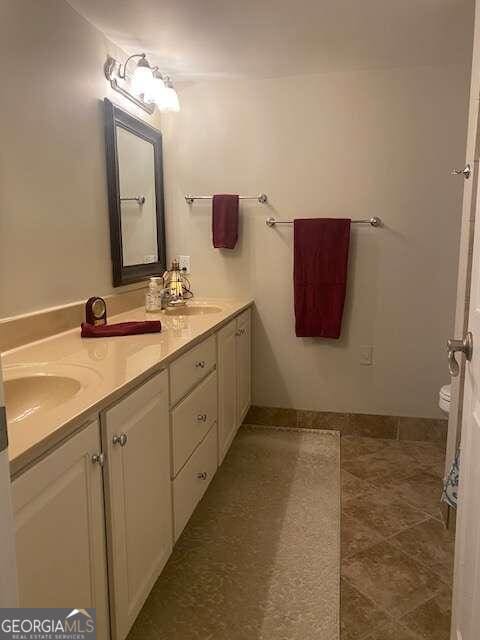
[
  {"x1": 218, "y1": 308, "x2": 252, "y2": 463},
  {"x1": 11, "y1": 304, "x2": 253, "y2": 640},
  {"x1": 102, "y1": 369, "x2": 172, "y2": 640},
  {"x1": 12, "y1": 420, "x2": 110, "y2": 639}
]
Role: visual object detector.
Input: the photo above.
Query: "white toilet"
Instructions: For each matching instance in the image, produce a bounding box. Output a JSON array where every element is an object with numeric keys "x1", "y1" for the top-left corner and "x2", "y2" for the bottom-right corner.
[{"x1": 439, "y1": 384, "x2": 451, "y2": 415}]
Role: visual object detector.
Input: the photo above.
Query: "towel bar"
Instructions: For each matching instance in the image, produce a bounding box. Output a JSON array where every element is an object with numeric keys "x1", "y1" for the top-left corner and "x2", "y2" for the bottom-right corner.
[
  {"x1": 186, "y1": 193, "x2": 268, "y2": 205},
  {"x1": 266, "y1": 216, "x2": 382, "y2": 227}
]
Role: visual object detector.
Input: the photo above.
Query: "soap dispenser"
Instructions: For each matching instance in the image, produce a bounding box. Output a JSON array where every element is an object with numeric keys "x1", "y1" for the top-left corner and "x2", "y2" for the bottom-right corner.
[{"x1": 145, "y1": 277, "x2": 164, "y2": 313}]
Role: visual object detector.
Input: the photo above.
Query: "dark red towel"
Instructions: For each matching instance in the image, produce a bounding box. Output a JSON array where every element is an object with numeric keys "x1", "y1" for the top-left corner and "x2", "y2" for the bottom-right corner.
[
  {"x1": 294, "y1": 218, "x2": 351, "y2": 338},
  {"x1": 81, "y1": 321, "x2": 162, "y2": 338},
  {"x1": 212, "y1": 194, "x2": 239, "y2": 249}
]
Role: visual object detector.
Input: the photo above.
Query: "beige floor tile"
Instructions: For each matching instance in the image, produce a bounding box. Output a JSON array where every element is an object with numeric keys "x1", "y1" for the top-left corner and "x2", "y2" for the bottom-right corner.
[
  {"x1": 341, "y1": 470, "x2": 375, "y2": 502},
  {"x1": 389, "y1": 518, "x2": 455, "y2": 583},
  {"x1": 340, "y1": 578, "x2": 389, "y2": 640},
  {"x1": 383, "y1": 471, "x2": 444, "y2": 520},
  {"x1": 342, "y1": 448, "x2": 426, "y2": 484},
  {"x1": 363, "y1": 620, "x2": 420, "y2": 639},
  {"x1": 341, "y1": 436, "x2": 393, "y2": 461},
  {"x1": 342, "y1": 511, "x2": 385, "y2": 558},
  {"x1": 342, "y1": 541, "x2": 444, "y2": 619},
  {"x1": 400, "y1": 587, "x2": 452, "y2": 640},
  {"x1": 342, "y1": 491, "x2": 429, "y2": 539}
]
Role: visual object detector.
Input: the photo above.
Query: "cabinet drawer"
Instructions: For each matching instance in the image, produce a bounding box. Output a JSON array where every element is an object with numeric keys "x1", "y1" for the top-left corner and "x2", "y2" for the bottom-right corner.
[
  {"x1": 173, "y1": 424, "x2": 217, "y2": 540},
  {"x1": 172, "y1": 371, "x2": 218, "y2": 476},
  {"x1": 170, "y1": 336, "x2": 216, "y2": 406}
]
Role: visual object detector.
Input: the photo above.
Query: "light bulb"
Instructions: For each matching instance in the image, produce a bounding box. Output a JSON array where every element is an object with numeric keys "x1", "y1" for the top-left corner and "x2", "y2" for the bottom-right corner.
[
  {"x1": 144, "y1": 71, "x2": 166, "y2": 104},
  {"x1": 131, "y1": 57, "x2": 154, "y2": 97},
  {"x1": 159, "y1": 79, "x2": 180, "y2": 112}
]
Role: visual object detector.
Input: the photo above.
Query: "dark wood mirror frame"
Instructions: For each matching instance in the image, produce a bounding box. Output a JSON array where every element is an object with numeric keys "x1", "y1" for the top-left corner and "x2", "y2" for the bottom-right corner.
[{"x1": 104, "y1": 98, "x2": 166, "y2": 287}]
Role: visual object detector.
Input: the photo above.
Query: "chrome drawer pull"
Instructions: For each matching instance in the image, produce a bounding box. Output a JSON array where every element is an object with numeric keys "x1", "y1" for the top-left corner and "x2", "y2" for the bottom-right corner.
[
  {"x1": 112, "y1": 433, "x2": 128, "y2": 447},
  {"x1": 195, "y1": 360, "x2": 206, "y2": 368},
  {"x1": 197, "y1": 472, "x2": 208, "y2": 480},
  {"x1": 196, "y1": 414, "x2": 208, "y2": 423}
]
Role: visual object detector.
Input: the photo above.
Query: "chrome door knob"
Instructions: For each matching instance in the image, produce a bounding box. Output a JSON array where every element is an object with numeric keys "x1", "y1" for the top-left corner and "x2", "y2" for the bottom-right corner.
[
  {"x1": 197, "y1": 472, "x2": 208, "y2": 480},
  {"x1": 91, "y1": 453, "x2": 105, "y2": 466},
  {"x1": 451, "y1": 164, "x2": 471, "y2": 179},
  {"x1": 447, "y1": 332, "x2": 473, "y2": 377},
  {"x1": 112, "y1": 433, "x2": 128, "y2": 447}
]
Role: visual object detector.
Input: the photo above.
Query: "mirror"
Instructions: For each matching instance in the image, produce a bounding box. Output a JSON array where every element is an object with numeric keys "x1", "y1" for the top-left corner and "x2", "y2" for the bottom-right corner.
[{"x1": 104, "y1": 98, "x2": 166, "y2": 286}]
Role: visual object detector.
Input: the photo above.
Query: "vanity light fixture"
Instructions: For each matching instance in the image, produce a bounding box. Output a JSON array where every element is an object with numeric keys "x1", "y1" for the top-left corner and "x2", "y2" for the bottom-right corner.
[{"x1": 104, "y1": 53, "x2": 180, "y2": 114}]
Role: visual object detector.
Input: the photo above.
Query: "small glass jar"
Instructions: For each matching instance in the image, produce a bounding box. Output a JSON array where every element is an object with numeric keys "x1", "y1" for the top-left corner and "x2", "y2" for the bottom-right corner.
[{"x1": 145, "y1": 277, "x2": 163, "y2": 313}]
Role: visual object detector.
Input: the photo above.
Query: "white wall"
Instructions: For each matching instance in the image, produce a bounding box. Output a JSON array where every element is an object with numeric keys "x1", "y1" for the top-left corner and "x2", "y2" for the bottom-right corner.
[
  {"x1": 0, "y1": 0, "x2": 161, "y2": 318},
  {"x1": 163, "y1": 66, "x2": 470, "y2": 418}
]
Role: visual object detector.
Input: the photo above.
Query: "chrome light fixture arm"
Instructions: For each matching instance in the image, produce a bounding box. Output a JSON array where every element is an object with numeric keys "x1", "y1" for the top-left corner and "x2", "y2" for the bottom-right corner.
[{"x1": 104, "y1": 55, "x2": 155, "y2": 115}]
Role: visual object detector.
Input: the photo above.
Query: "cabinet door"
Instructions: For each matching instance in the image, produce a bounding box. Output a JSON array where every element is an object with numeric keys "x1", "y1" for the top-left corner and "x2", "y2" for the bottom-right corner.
[
  {"x1": 217, "y1": 319, "x2": 237, "y2": 464},
  {"x1": 103, "y1": 370, "x2": 172, "y2": 640},
  {"x1": 13, "y1": 420, "x2": 109, "y2": 639},
  {"x1": 236, "y1": 309, "x2": 252, "y2": 426}
]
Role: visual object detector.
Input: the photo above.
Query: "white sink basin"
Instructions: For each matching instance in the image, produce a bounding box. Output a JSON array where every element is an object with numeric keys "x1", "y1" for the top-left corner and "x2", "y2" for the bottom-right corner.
[
  {"x1": 163, "y1": 305, "x2": 222, "y2": 316},
  {"x1": 5, "y1": 375, "x2": 81, "y2": 424},
  {"x1": 3, "y1": 363, "x2": 101, "y2": 425}
]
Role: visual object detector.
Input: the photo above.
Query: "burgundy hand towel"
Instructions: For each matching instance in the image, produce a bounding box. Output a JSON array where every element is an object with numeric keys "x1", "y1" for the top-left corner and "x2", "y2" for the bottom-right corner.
[
  {"x1": 294, "y1": 218, "x2": 351, "y2": 338},
  {"x1": 81, "y1": 321, "x2": 162, "y2": 338},
  {"x1": 212, "y1": 194, "x2": 239, "y2": 249}
]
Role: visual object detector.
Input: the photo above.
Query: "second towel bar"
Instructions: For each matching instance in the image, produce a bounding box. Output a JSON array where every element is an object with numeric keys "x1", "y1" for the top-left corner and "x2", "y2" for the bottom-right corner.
[{"x1": 266, "y1": 216, "x2": 382, "y2": 227}]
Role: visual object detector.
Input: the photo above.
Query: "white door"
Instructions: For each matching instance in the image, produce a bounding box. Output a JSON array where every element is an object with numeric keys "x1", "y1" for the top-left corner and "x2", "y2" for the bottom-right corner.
[
  {"x1": 103, "y1": 370, "x2": 172, "y2": 640},
  {"x1": 0, "y1": 361, "x2": 17, "y2": 607},
  {"x1": 452, "y1": 5, "x2": 480, "y2": 638}
]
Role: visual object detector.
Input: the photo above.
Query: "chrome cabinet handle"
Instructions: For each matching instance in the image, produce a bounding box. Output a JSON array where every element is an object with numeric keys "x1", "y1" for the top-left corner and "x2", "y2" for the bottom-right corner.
[
  {"x1": 451, "y1": 164, "x2": 471, "y2": 179},
  {"x1": 196, "y1": 414, "x2": 207, "y2": 423},
  {"x1": 112, "y1": 433, "x2": 128, "y2": 447},
  {"x1": 195, "y1": 360, "x2": 206, "y2": 368},
  {"x1": 447, "y1": 332, "x2": 473, "y2": 377},
  {"x1": 91, "y1": 453, "x2": 105, "y2": 466},
  {"x1": 197, "y1": 472, "x2": 208, "y2": 480}
]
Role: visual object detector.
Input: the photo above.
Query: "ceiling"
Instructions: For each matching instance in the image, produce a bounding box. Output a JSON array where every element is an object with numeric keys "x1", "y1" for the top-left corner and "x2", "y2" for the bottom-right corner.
[{"x1": 68, "y1": 0, "x2": 474, "y2": 81}]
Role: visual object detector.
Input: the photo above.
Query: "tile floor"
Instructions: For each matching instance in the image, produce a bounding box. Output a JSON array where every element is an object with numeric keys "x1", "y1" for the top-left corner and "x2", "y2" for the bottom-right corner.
[{"x1": 340, "y1": 435, "x2": 455, "y2": 640}]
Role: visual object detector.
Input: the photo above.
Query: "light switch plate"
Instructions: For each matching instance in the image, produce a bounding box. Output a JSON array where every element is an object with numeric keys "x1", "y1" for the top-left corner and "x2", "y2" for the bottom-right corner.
[
  {"x1": 179, "y1": 255, "x2": 191, "y2": 274},
  {"x1": 360, "y1": 345, "x2": 374, "y2": 366}
]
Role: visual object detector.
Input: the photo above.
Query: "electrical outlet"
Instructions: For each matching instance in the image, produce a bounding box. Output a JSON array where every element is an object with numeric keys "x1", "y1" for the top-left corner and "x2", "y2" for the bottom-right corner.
[
  {"x1": 179, "y1": 255, "x2": 191, "y2": 274},
  {"x1": 360, "y1": 345, "x2": 373, "y2": 366}
]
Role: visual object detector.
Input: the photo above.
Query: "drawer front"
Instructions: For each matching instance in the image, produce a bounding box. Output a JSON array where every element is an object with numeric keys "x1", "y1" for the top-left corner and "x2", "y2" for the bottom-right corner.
[
  {"x1": 173, "y1": 424, "x2": 217, "y2": 540},
  {"x1": 170, "y1": 336, "x2": 216, "y2": 406},
  {"x1": 172, "y1": 371, "x2": 218, "y2": 476}
]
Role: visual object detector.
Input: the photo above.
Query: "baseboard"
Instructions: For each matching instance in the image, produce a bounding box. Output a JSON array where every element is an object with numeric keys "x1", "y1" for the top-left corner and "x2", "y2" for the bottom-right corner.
[{"x1": 243, "y1": 405, "x2": 447, "y2": 444}]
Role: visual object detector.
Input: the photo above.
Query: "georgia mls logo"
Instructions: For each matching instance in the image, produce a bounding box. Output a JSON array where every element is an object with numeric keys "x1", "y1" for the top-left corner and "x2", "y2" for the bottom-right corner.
[{"x1": 0, "y1": 608, "x2": 96, "y2": 640}]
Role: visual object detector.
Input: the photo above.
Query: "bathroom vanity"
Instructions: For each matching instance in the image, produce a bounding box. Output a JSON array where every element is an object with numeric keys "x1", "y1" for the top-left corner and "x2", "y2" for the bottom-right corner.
[{"x1": 3, "y1": 299, "x2": 252, "y2": 640}]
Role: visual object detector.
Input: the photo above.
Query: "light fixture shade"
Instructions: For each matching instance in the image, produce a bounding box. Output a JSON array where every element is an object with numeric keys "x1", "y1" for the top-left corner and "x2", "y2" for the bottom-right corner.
[
  {"x1": 131, "y1": 58, "x2": 154, "y2": 97},
  {"x1": 159, "y1": 85, "x2": 180, "y2": 112},
  {"x1": 144, "y1": 72, "x2": 166, "y2": 104}
]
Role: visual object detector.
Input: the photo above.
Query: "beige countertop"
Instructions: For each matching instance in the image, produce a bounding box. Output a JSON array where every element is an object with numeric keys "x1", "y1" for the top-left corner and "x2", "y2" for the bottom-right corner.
[{"x1": 1, "y1": 298, "x2": 253, "y2": 476}]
